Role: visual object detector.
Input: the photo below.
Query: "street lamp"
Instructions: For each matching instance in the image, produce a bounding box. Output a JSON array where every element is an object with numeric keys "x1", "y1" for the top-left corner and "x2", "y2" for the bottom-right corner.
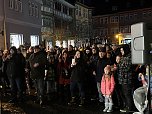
[{"x1": 115, "y1": 33, "x2": 123, "y2": 45}]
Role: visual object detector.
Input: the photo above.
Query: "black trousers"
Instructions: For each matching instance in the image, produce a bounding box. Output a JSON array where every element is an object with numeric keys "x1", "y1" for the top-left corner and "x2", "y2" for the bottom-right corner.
[{"x1": 119, "y1": 84, "x2": 134, "y2": 110}]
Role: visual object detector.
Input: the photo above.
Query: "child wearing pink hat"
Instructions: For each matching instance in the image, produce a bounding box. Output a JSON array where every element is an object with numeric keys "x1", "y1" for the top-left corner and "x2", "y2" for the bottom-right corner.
[{"x1": 101, "y1": 65, "x2": 115, "y2": 112}]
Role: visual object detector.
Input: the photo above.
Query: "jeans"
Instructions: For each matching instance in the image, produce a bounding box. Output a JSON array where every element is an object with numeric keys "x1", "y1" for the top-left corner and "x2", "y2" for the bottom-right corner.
[
  {"x1": 70, "y1": 81, "x2": 85, "y2": 98},
  {"x1": 46, "y1": 80, "x2": 57, "y2": 93},
  {"x1": 105, "y1": 96, "x2": 113, "y2": 104},
  {"x1": 97, "y1": 82, "x2": 104, "y2": 102},
  {"x1": 9, "y1": 77, "x2": 24, "y2": 100},
  {"x1": 33, "y1": 78, "x2": 44, "y2": 100}
]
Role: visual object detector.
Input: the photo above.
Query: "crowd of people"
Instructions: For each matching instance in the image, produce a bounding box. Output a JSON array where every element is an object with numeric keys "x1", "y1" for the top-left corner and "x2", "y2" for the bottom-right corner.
[{"x1": 0, "y1": 43, "x2": 149, "y2": 113}]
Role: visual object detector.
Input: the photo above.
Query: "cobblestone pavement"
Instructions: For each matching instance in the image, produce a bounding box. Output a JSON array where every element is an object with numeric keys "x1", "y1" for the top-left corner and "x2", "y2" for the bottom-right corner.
[{"x1": 0, "y1": 89, "x2": 151, "y2": 114}]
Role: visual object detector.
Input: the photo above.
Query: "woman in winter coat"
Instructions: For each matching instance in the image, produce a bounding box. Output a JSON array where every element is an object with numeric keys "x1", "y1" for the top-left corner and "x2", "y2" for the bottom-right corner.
[
  {"x1": 68, "y1": 50, "x2": 87, "y2": 107},
  {"x1": 117, "y1": 44, "x2": 134, "y2": 112},
  {"x1": 57, "y1": 51, "x2": 71, "y2": 103}
]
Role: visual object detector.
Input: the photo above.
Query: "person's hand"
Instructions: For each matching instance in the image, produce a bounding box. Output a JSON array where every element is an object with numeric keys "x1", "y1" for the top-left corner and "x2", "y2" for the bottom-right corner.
[
  {"x1": 93, "y1": 71, "x2": 96, "y2": 76},
  {"x1": 138, "y1": 73, "x2": 143, "y2": 77},
  {"x1": 7, "y1": 55, "x2": 11, "y2": 59},
  {"x1": 109, "y1": 95, "x2": 112, "y2": 98},
  {"x1": 33, "y1": 63, "x2": 39, "y2": 68},
  {"x1": 25, "y1": 68, "x2": 29, "y2": 72}
]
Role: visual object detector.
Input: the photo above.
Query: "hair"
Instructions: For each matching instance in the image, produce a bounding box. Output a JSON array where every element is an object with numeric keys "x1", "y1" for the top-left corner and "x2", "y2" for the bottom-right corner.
[
  {"x1": 120, "y1": 44, "x2": 131, "y2": 56},
  {"x1": 0, "y1": 49, "x2": 3, "y2": 56},
  {"x1": 10, "y1": 46, "x2": 17, "y2": 54},
  {"x1": 103, "y1": 65, "x2": 112, "y2": 80}
]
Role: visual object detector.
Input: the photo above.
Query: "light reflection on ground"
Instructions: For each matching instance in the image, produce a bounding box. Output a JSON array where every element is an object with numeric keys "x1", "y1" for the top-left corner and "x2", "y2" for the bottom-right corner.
[{"x1": 1, "y1": 102, "x2": 26, "y2": 114}]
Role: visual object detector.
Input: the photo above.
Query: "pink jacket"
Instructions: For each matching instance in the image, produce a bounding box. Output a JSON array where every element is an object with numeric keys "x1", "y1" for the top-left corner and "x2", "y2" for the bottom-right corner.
[{"x1": 101, "y1": 74, "x2": 115, "y2": 95}]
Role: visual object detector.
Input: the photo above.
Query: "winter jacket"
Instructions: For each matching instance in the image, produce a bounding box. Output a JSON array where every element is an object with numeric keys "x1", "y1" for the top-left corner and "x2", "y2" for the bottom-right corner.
[
  {"x1": 89, "y1": 54, "x2": 98, "y2": 71},
  {"x1": 0, "y1": 56, "x2": 3, "y2": 77},
  {"x1": 71, "y1": 58, "x2": 87, "y2": 82},
  {"x1": 101, "y1": 74, "x2": 115, "y2": 95},
  {"x1": 6, "y1": 53, "x2": 25, "y2": 78},
  {"x1": 118, "y1": 54, "x2": 133, "y2": 85},
  {"x1": 28, "y1": 51, "x2": 47, "y2": 79},
  {"x1": 96, "y1": 57, "x2": 110, "y2": 82}
]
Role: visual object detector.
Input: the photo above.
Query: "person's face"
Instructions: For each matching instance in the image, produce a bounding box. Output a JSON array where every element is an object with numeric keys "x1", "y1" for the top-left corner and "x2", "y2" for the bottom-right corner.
[
  {"x1": 58, "y1": 57, "x2": 62, "y2": 62},
  {"x1": 86, "y1": 50, "x2": 90, "y2": 54},
  {"x1": 10, "y1": 49, "x2": 15, "y2": 55},
  {"x1": 29, "y1": 47, "x2": 33, "y2": 52},
  {"x1": 34, "y1": 48, "x2": 40, "y2": 53},
  {"x1": 116, "y1": 56, "x2": 121, "y2": 63},
  {"x1": 112, "y1": 45, "x2": 117, "y2": 50},
  {"x1": 120, "y1": 48, "x2": 124, "y2": 56},
  {"x1": 92, "y1": 49, "x2": 96, "y2": 54},
  {"x1": 68, "y1": 46, "x2": 72, "y2": 51},
  {"x1": 107, "y1": 53, "x2": 111, "y2": 58},
  {"x1": 104, "y1": 68, "x2": 110, "y2": 75},
  {"x1": 75, "y1": 51, "x2": 81, "y2": 58},
  {"x1": 63, "y1": 52, "x2": 68, "y2": 58},
  {"x1": 99, "y1": 51, "x2": 106, "y2": 58}
]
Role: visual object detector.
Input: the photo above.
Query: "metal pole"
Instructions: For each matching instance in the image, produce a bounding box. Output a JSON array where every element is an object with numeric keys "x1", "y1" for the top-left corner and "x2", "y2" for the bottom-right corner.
[
  {"x1": 146, "y1": 64, "x2": 151, "y2": 114},
  {"x1": 3, "y1": 0, "x2": 7, "y2": 50}
]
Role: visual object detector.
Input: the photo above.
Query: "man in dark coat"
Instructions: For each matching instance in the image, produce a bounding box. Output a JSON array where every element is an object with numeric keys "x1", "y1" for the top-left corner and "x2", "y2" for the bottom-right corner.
[
  {"x1": 6, "y1": 46, "x2": 26, "y2": 103},
  {"x1": 28, "y1": 45, "x2": 47, "y2": 106},
  {"x1": 94, "y1": 47, "x2": 110, "y2": 104}
]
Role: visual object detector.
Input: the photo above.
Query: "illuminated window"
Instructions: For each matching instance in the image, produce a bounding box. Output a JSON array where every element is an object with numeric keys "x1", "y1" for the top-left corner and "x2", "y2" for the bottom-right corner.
[
  {"x1": 10, "y1": 33, "x2": 23, "y2": 48},
  {"x1": 30, "y1": 35, "x2": 39, "y2": 46}
]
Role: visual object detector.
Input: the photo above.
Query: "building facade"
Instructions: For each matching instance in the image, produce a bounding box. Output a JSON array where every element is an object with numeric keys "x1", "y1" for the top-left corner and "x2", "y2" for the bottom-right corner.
[
  {"x1": 92, "y1": 7, "x2": 152, "y2": 44},
  {"x1": 0, "y1": 0, "x2": 42, "y2": 49},
  {"x1": 42, "y1": 0, "x2": 75, "y2": 48},
  {"x1": 75, "y1": 1, "x2": 93, "y2": 47}
]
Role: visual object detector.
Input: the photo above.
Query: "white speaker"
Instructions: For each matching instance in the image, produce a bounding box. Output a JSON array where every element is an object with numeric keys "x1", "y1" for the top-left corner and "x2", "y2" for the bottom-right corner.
[{"x1": 131, "y1": 22, "x2": 152, "y2": 64}]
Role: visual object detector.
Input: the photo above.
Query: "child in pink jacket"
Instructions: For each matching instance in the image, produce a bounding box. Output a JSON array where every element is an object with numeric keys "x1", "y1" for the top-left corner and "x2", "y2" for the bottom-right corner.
[{"x1": 101, "y1": 65, "x2": 115, "y2": 112}]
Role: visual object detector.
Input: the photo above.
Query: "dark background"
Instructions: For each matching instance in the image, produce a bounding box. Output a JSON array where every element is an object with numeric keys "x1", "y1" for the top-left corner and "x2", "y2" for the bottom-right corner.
[{"x1": 66, "y1": 0, "x2": 152, "y2": 15}]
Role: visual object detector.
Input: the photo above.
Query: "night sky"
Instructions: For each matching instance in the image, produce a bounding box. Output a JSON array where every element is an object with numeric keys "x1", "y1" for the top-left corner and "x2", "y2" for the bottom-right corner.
[
  {"x1": 91, "y1": 0, "x2": 152, "y2": 15},
  {"x1": 66, "y1": 0, "x2": 152, "y2": 15}
]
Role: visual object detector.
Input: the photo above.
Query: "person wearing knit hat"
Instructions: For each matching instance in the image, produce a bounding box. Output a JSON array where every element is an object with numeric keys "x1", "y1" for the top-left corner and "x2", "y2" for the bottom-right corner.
[
  {"x1": 101, "y1": 65, "x2": 115, "y2": 112},
  {"x1": 99, "y1": 47, "x2": 106, "y2": 53}
]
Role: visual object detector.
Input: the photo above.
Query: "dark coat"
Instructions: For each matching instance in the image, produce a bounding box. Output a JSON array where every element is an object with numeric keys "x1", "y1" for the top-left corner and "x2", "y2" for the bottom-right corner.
[
  {"x1": 0, "y1": 56, "x2": 3, "y2": 77},
  {"x1": 96, "y1": 57, "x2": 110, "y2": 82},
  {"x1": 117, "y1": 54, "x2": 133, "y2": 85},
  {"x1": 71, "y1": 58, "x2": 87, "y2": 82},
  {"x1": 6, "y1": 53, "x2": 25, "y2": 78},
  {"x1": 28, "y1": 51, "x2": 47, "y2": 79}
]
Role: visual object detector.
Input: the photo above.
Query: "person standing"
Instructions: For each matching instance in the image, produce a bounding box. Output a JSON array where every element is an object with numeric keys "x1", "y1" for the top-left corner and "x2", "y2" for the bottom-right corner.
[
  {"x1": 118, "y1": 44, "x2": 134, "y2": 112},
  {"x1": 101, "y1": 65, "x2": 115, "y2": 112},
  {"x1": 93, "y1": 47, "x2": 110, "y2": 104},
  {"x1": 6, "y1": 46, "x2": 26, "y2": 103},
  {"x1": 28, "y1": 45, "x2": 47, "y2": 106},
  {"x1": 68, "y1": 51, "x2": 87, "y2": 106}
]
